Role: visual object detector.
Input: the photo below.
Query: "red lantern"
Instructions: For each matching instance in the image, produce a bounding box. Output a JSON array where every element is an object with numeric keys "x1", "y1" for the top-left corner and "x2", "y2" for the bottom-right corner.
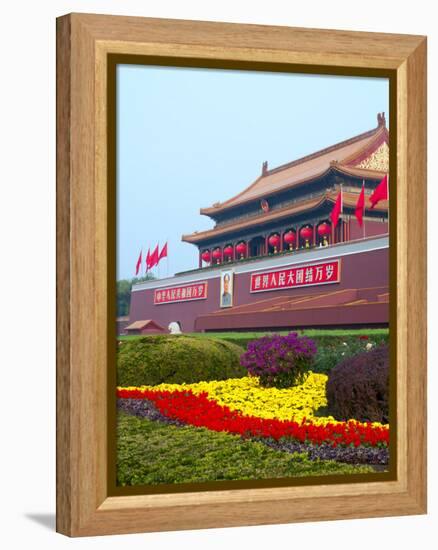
[
  {"x1": 300, "y1": 226, "x2": 313, "y2": 248},
  {"x1": 268, "y1": 233, "x2": 280, "y2": 253},
  {"x1": 201, "y1": 250, "x2": 211, "y2": 263},
  {"x1": 300, "y1": 226, "x2": 313, "y2": 240},
  {"x1": 268, "y1": 234, "x2": 280, "y2": 247},
  {"x1": 223, "y1": 245, "x2": 234, "y2": 260},
  {"x1": 212, "y1": 248, "x2": 222, "y2": 262},
  {"x1": 283, "y1": 230, "x2": 296, "y2": 250},
  {"x1": 317, "y1": 222, "x2": 331, "y2": 246},
  {"x1": 235, "y1": 242, "x2": 247, "y2": 258},
  {"x1": 317, "y1": 222, "x2": 331, "y2": 237}
]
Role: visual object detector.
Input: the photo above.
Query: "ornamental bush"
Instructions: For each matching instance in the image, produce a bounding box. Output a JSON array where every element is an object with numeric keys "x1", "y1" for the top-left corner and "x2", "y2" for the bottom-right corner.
[
  {"x1": 117, "y1": 335, "x2": 246, "y2": 386},
  {"x1": 326, "y1": 344, "x2": 389, "y2": 423},
  {"x1": 240, "y1": 332, "x2": 317, "y2": 388},
  {"x1": 220, "y1": 331, "x2": 389, "y2": 374},
  {"x1": 311, "y1": 334, "x2": 388, "y2": 374}
]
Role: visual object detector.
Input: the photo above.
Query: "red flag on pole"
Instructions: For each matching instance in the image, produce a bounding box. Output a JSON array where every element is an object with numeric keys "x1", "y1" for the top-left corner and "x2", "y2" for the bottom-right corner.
[
  {"x1": 370, "y1": 174, "x2": 388, "y2": 208},
  {"x1": 145, "y1": 248, "x2": 151, "y2": 271},
  {"x1": 330, "y1": 188, "x2": 343, "y2": 227},
  {"x1": 355, "y1": 182, "x2": 365, "y2": 227},
  {"x1": 135, "y1": 250, "x2": 142, "y2": 276},
  {"x1": 149, "y1": 244, "x2": 159, "y2": 270},
  {"x1": 158, "y1": 242, "x2": 168, "y2": 262}
]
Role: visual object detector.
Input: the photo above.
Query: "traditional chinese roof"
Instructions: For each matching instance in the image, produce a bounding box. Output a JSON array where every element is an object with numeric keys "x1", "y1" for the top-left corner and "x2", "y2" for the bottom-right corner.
[
  {"x1": 125, "y1": 319, "x2": 165, "y2": 331},
  {"x1": 182, "y1": 188, "x2": 388, "y2": 244},
  {"x1": 200, "y1": 116, "x2": 389, "y2": 217}
]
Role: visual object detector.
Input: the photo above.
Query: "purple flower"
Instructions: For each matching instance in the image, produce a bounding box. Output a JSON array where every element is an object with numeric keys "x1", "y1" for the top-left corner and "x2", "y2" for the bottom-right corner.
[{"x1": 240, "y1": 332, "x2": 317, "y2": 388}]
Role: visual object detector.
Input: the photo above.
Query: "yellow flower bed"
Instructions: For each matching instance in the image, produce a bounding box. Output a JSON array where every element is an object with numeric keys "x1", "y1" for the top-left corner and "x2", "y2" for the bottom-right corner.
[{"x1": 119, "y1": 373, "x2": 345, "y2": 425}]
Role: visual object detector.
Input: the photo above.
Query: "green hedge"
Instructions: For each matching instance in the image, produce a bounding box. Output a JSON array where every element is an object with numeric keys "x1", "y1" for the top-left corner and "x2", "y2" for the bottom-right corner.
[
  {"x1": 117, "y1": 334, "x2": 246, "y2": 386},
  {"x1": 310, "y1": 334, "x2": 389, "y2": 374},
  {"x1": 219, "y1": 332, "x2": 387, "y2": 351}
]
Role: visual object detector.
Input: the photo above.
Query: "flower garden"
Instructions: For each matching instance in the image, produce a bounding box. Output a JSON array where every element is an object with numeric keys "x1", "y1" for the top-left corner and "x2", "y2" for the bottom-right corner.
[{"x1": 116, "y1": 330, "x2": 390, "y2": 486}]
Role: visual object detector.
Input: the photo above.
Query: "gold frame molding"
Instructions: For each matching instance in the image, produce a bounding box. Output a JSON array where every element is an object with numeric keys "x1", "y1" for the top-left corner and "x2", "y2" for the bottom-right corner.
[{"x1": 56, "y1": 13, "x2": 427, "y2": 536}]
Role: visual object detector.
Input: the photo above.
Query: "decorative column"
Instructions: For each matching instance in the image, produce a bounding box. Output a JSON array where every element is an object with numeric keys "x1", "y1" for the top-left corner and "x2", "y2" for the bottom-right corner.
[{"x1": 198, "y1": 250, "x2": 202, "y2": 268}]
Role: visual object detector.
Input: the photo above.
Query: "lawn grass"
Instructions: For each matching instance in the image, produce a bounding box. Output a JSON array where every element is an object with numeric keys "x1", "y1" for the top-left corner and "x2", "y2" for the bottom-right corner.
[
  {"x1": 119, "y1": 327, "x2": 388, "y2": 341},
  {"x1": 117, "y1": 412, "x2": 374, "y2": 486}
]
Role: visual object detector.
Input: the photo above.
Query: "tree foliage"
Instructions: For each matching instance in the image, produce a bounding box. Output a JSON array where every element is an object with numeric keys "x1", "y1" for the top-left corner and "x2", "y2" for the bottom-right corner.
[{"x1": 116, "y1": 275, "x2": 155, "y2": 317}]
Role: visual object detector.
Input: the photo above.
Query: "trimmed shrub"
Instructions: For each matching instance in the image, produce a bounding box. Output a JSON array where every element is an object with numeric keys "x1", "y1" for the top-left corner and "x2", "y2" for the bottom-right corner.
[
  {"x1": 117, "y1": 335, "x2": 246, "y2": 386},
  {"x1": 311, "y1": 335, "x2": 388, "y2": 374},
  {"x1": 240, "y1": 332, "x2": 317, "y2": 388},
  {"x1": 326, "y1": 344, "x2": 389, "y2": 423},
  {"x1": 220, "y1": 332, "x2": 388, "y2": 374}
]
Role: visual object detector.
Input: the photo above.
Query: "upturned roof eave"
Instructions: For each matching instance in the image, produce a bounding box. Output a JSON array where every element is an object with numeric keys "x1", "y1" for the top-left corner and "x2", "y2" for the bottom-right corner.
[
  {"x1": 340, "y1": 126, "x2": 389, "y2": 167},
  {"x1": 182, "y1": 191, "x2": 388, "y2": 244},
  {"x1": 199, "y1": 163, "x2": 386, "y2": 218},
  {"x1": 332, "y1": 164, "x2": 388, "y2": 180},
  {"x1": 199, "y1": 165, "x2": 333, "y2": 217},
  {"x1": 183, "y1": 195, "x2": 327, "y2": 244},
  {"x1": 199, "y1": 124, "x2": 386, "y2": 217},
  {"x1": 199, "y1": 173, "x2": 264, "y2": 217}
]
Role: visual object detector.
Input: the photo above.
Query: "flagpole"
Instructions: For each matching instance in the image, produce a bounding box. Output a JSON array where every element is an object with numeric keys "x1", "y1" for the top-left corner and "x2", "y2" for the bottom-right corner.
[
  {"x1": 145, "y1": 246, "x2": 150, "y2": 279},
  {"x1": 135, "y1": 247, "x2": 143, "y2": 279},
  {"x1": 166, "y1": 237, "x2": 169, "y2": 278},
  {"x1": 362, "y1": 180, "x2": 366, "y2": 239},
  {"x1": 340, "y1": 183, "x2": 343, "y2": 242},
  {"x1": 331, "y1": 206, "x2": 335, "y2": 246}
]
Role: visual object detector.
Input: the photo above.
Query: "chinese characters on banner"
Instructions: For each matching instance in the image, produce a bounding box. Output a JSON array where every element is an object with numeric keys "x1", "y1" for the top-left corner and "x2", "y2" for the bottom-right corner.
[
  {"x1": 154, "y1": 282, "x2": 208, "y2": 305},
  {"x1": 250, "y1": 260, "x2": 340, "y2": 293}
]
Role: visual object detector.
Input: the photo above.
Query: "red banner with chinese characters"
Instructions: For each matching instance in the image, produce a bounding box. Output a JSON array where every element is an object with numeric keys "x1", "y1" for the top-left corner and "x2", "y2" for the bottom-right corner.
[
  {"x1": 154, "y1": 282, "x2": 208, "y2": 305},
  {"x1": 250, "y1": 260, "x2": 340, "y2": 293}
]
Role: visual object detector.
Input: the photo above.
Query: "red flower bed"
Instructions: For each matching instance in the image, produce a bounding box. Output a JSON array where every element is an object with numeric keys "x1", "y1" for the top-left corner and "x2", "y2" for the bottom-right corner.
[{"x1": 117, "y1": 388, "x2": 389, "y2": 447}]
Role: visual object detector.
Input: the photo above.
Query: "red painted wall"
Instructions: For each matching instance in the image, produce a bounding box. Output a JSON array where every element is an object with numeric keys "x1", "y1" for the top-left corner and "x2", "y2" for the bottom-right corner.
[
  {"x1": 129, "y1": 246, "x2": 389, "y2": 332},
  {"x1": 349, "y1": 219, "x2": 388, "y2": 241}
]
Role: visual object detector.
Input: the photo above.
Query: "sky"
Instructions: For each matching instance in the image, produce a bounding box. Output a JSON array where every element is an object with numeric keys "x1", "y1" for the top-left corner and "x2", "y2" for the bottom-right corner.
[{"x1": 117, "y1": 65, "x2": 389, "y2": 280}]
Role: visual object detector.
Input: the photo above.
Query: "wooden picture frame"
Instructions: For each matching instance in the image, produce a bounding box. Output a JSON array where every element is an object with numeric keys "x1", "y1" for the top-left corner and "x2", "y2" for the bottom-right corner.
[{"x1": 56, "y1": 13, "x2": 427, "y2": 537}]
